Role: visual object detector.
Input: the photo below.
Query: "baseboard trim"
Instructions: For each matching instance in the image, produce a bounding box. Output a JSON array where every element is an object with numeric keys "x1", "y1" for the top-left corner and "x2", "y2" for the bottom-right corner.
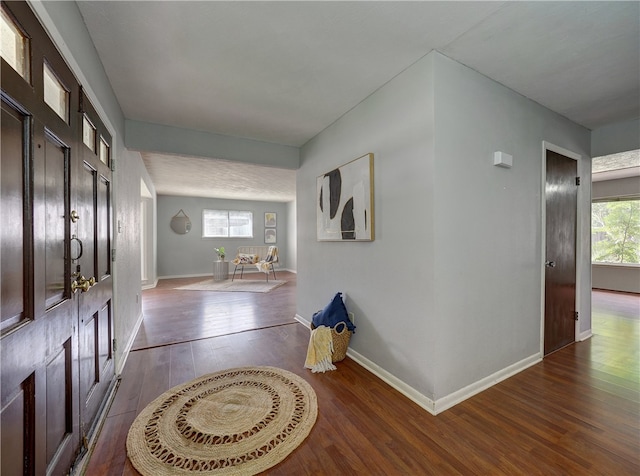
[
  {"x1": 158, "y1": 272, "x2": 214, "y2": 280},
  {"x1": 294, "y1": 316, "x2": 541, "y2": 415},
  {"x1": 158, "y1": 268, "x2": 287, "y2": 280},
  {"x1": 142, "y1": 279, "x2": 158, "y2": 290},
  {"x1": 158, "y1": 266, "x2": 298, "y2": 280},
  {"x1": 346, "y1": 347, "x2": 438, "y2": 415},
  {"x1": 116, "y1": 310, "x2": 144, "y2": 374},
  {"x1": 295, "y1": 314, "x2": 311, "y2": 328},
  {"x1": 294, "y1": 315, "x2": 435, "y2": 414},
  {"x1": 433, "y1": 353, "x2": 541, "y2": 414},
  {"x1": 578, "y1": 329, "x2": 593, "y2": 341}
]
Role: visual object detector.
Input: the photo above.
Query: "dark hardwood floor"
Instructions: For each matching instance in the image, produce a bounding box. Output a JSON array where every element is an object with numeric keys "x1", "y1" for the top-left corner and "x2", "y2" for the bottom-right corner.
[
  {"x1": 132, "y1": 274, "x2": 296, "y2": 350},
  {"x1": 85, "y1": 279, "x2": 639, "y2": 475}
]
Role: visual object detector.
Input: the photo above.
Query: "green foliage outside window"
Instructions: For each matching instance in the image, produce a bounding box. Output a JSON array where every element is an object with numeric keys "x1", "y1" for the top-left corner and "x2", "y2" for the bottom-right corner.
[{"x1": 592, "y1": 199, "x2": 640, "y2": 264}]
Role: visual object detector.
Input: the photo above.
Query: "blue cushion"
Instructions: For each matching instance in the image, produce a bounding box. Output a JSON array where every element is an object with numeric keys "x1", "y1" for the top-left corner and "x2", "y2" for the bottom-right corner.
[{"x1": 312, "y1": 292, "x2": 356, "y2": 332}]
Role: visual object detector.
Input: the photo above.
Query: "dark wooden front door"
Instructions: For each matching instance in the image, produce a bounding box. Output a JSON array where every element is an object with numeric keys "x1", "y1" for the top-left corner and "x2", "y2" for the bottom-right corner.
[
  {"x1": 76, "y1": 90, "x2": 114, "y2": 442},
  {"x1": 544, "y1": 149, "x2": 578, "y2": 355},
  {"x1": 1, "y1": 2, "x2": 114, "y2": 474}
]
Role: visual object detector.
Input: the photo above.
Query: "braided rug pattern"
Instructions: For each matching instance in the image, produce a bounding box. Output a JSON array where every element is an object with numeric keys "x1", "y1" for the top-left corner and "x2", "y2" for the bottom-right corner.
[{"x1": 126, "y1": 366, "x2": 317, "y2": 475}]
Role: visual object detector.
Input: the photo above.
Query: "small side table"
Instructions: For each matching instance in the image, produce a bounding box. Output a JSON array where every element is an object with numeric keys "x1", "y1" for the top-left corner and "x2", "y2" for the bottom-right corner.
[{"x1": 213, "y1": 260, "x2": 229, "y2": 281}]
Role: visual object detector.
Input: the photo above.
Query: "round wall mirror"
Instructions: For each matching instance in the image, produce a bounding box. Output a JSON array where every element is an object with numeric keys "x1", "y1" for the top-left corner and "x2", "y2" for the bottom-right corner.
[{"x1": 170, "y1": 210, "x2": 192, "y2": 234}]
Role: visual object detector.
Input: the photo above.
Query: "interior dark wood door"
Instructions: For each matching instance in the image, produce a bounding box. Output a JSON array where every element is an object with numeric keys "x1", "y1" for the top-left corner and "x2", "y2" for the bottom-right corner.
[
  {"x1": 76, "y1": 91, "x2": 114, "y2": 442},
  {"x1": 1, "y1": 2, "x2": 114, "y2": 474},
  {"x1": 544, "y1": 149, "x2": 578, "y2": 355}
]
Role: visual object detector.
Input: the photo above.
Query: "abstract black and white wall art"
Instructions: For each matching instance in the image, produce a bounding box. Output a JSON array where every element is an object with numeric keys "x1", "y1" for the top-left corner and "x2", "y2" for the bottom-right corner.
[{"x1": 317, "y1": 153, "x2": 374, "y2": 241}]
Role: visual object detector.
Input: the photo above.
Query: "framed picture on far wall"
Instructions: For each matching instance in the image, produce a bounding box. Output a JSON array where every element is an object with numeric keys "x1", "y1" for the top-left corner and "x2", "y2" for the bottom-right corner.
[
  {"x1": 265, "y1": 228, "x2": 277, "y2": 244},
  {"x1": 265, "y1": 212, "x2": 276, "y2": 227},
  {"x1": 317, "y1": 153, "x2": 374, "y2": 241}
]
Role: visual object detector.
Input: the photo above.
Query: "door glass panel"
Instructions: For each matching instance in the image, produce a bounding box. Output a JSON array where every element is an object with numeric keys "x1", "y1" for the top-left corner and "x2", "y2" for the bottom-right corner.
[
  {"x1": 43, "y1": 63, "x2": 68, "y2": 122},
  {"x1": 83, "y1": 115, "x2": 96, "y2": 152},
  {"x1": 0, "y1": 8, "x2": 29, "y2": 80},
  {"x1": 99, "y1": 138, "x2": 109, "y2": 165}
]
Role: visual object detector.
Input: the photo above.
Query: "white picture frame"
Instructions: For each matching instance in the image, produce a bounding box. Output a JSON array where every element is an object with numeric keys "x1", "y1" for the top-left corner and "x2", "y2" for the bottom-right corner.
[
  {"x1": 265, "y1": 228, "x2": 277, "y2": 243},
  {"x1": 317, "y1": 153, "x2": 374, "y2": 241}
]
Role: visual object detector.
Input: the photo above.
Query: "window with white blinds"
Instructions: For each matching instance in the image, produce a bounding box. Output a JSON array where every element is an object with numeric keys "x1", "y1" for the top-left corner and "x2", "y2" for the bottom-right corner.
[{"x1": 203, "y1": 210, "x2": 253, "y2": 238}]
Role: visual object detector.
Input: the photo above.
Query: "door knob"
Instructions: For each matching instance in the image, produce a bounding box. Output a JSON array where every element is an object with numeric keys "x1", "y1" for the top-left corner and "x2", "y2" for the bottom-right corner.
[
  {"x1": 72, "y1": 278, "x2": 90, "y2": 293},
  {"x1": 71, "y1": 275, "x2": 96, "y2": 293},
  {"x1": 545, "y1": 260, "x2": 556, "y2": 268}
]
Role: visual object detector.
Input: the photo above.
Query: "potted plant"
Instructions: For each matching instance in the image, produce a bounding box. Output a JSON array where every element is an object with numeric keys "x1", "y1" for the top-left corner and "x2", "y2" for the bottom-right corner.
[{"x1": 215, "y1": 247, "x2": 226, "y2": 261}]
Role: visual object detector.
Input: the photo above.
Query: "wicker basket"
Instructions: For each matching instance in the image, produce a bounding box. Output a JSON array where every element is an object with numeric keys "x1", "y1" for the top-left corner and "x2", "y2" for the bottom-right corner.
[
  {"x1": 310, "y1": 316, "x2": 353, "y2": 363},
  {"x1": 330, "y1": 321, "x2": 352, "y2": 362}
]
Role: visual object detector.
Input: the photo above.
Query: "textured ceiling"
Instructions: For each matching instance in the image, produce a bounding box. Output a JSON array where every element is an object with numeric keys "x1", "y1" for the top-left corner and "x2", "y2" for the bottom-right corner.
[
  {"x1": 141, "y1": 153, "x2": 296, "y2": 201},
  {"x1": 591, "y1": 149, "x2": 640, "y2": 183},
  {"x1": 76, "y1": 1, "x2": 640, "y2": 200}
]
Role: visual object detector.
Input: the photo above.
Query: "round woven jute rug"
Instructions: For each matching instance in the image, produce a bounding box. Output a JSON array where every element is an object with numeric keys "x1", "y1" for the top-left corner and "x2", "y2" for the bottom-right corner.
[{"x1": 126, "y1": 366, "x2": 317, "y2": 475}]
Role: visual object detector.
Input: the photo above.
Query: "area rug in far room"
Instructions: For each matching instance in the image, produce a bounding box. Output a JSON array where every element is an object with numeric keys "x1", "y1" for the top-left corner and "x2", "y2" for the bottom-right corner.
[
  {"x1": 126, "y1": 366, "x2": 317, "y2": 476},
  {"x1": 175, "y1": 279, "x2": 287, "y2": 293}
]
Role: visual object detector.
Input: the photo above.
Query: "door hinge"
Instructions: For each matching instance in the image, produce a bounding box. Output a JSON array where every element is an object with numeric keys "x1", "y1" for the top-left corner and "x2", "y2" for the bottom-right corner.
[
  {"x1": 112, "y1": 248, "x2": 116, "y2": 262},
  {"x1": 575, "y1": 311, "x2": 579, "y2": 321},
  {"x1": 575, "y1": 176, "x2": 581, "y2": 186},
  {"x1": 112, "y1": 338, "x2": 117, "y2": 352},
  {"x1": 110, "y1": 158, "x2": 115, "y2": 172}
]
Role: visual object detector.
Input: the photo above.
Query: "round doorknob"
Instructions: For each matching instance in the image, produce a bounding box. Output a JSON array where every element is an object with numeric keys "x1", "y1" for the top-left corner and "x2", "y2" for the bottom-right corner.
[
  {"x1": 71, "y1": 275, "x2": 96, "y2": 293},
  {"x1": 72, "y1": 278, "x2": 90, "y2": 293},
  {"x1": 545, "y1": 260, "x2": 556, "y2": 268}
]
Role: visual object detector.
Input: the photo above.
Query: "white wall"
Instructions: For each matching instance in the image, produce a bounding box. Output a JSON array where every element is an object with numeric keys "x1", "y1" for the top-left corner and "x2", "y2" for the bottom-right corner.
[
  {"x1": 593, "y1": 176, "x2": 640, "y2": 199},
  {"x1": 140, "y1": 168, "x2": 158, "y2": 289},
  {"x1": 297, "y1": 51, "x2": 592, "y2": 411},
  {"x1": 299, "y1": 53, "x2": 438, "y2": 399},
  {"x1": 112, "y1": 149, "x2": 148, "y2": 362},
  {"x1": 591, "y1": 119, "x2": 640, "y2": 157},
  {"x1": 286, "y1": 201, "x2": 297, "y2": 272},
  {"x1": 592, "y1": 265, "x2": 639, "y2": 294},
  {"x1": 125, "y1": 120, "x2": 299, "y2": 169},
  {"x1": 157, "y1": 195, "x2": 290, "y2": 278},
  {"x1": 431, "y1": 53, "x2": 591, "y2": 398}
]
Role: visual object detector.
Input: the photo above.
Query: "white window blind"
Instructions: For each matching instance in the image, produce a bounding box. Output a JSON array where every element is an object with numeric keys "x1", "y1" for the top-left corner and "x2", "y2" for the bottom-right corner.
[{"x1": 203, "y1": 210, "x2": 253, "y2": 238}]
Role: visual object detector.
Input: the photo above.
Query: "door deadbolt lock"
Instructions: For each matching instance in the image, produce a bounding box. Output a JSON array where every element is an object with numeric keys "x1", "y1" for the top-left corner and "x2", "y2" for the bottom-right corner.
[
  {"x1": 70, "y1": 210, "x2": 80, "y2": 223},
  {"x1": 545, "y1": 260, "x2": 556, "y2": 268}
]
